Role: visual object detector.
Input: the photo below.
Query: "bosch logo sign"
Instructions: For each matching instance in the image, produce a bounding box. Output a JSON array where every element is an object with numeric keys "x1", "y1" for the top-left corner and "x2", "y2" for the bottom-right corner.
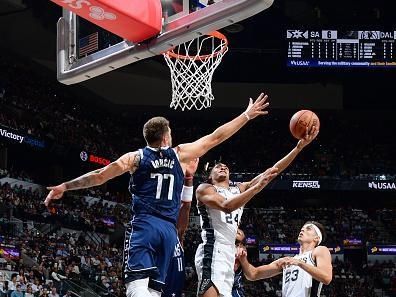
[
  {"x1": 79, "y1": 151, "x2": 111, "y2": 166},
  {"x1": 80, "y1": 151, "x2": 88, "y2": 161},
  {"x1": 89, "y1": 154, "x2": 111, "y2": 166},
  {"x1": 61, "y1": 0, "x2": 116, "y2": 21}
]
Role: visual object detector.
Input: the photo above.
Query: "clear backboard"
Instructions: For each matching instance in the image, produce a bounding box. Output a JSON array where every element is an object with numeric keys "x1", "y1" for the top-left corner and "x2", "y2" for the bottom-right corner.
[{"x1": 56, "y1": 0, "x2": 274, "y2": 85}]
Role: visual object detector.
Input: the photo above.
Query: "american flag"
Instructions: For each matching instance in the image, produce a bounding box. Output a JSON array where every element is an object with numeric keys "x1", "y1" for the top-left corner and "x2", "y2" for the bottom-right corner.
[{"x1": 78, "y1": 32, "x2": 99, "y2": 58}]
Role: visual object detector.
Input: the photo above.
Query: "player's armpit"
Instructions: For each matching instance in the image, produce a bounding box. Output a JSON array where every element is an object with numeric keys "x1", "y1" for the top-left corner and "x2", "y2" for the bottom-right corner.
[
  {"x1": 96, "y1": 151, "x2": 140, "y2": 184},
  {"x1": 176, "y1": 133, "x2": 225, "y2": 163},
  {"x1": 117, "y1": 151, "x2": 140, "y2": 174}
]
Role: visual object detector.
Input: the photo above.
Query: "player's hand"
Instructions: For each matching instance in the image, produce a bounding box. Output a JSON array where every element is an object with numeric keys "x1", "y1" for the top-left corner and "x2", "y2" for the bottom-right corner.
[
  {"x1": 185, "y1": 158, "x2": 199, "y2": 177},
  {"x1": 44, "y1": 184, "x2": 67, "y2": 207},
  {"x1": 297, "y1": 125, "x2": 319, "y2": 150},
  {"x1": 243, "y1": 93, "x2": 269, "y2": 120},
  {"x1": 281, "y1": 257, "x2": 303, "y2": 268},
  {"x1": 255, "y1": 167, "x2": 278, "y2": 191},
  {"x1": 274, "y1": 258, "x2": 289, "y2": 270},
  {"x1": 236, "y1": 246, "x2": 248, "y2": 262}
]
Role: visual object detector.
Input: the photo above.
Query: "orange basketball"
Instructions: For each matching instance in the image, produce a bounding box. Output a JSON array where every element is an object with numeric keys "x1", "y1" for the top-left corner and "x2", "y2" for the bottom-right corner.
[{"x1": 289, "y1": 110, "x2": 320, "y2": 140}]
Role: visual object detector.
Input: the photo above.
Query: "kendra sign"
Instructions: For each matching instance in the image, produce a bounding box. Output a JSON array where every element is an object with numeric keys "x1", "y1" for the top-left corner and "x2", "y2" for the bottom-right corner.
[{"x1": 0, "y1": 128, "x2": 24, "y2": 143}]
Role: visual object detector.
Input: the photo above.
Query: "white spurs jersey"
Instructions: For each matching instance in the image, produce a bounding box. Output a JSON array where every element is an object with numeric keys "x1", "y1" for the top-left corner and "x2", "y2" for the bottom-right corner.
[
  {"x1": 282, "y1": 250, "x2": 323, "y2": 297},
  {"x1": 197, "y1": 184, "x2": 244, "y2": 244}
]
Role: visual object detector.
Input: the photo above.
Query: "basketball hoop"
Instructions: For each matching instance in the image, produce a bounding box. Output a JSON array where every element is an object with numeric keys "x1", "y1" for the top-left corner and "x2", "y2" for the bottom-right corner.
[{"x1": 163, "y1": 31, "x2": 228, "y2": 110}]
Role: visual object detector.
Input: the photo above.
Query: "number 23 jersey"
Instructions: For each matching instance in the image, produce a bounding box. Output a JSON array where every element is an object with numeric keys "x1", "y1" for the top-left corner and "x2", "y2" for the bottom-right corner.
[{"x1": 282, "y1": 250, "x2": 323, "y2": 297}]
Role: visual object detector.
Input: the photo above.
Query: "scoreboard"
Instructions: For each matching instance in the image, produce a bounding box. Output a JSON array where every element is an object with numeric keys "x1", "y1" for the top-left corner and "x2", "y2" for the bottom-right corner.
[{"x1": 287, "y1": 30, "x2": 396, "y2": 68}]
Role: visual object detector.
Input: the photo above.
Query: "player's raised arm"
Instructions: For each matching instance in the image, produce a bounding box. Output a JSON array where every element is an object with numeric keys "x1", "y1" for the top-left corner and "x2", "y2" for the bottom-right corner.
[
  {"x1": 196, "y1": 167, "x2": 278, "y2": 213},
  {"x1": 176, "y1": 158, "x2": 199, "y2": 245},
  {"x1": 44, "y1": 151, "x2": 140, "y2": 206},
  {"x1": 241, "y1": 126, "x2": 319, "y2": 191},
  {"x1": 177, "y1": 93, "x2": 269, "y2": 163}
]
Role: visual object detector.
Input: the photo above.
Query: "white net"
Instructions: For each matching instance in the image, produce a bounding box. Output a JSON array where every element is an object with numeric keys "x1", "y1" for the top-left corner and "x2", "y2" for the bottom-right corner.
[{"x1": 163, "y1": 32, "x2": 228, "y2": 110}]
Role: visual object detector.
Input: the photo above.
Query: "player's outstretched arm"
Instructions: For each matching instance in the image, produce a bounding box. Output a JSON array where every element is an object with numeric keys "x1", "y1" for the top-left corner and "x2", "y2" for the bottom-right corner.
[
  {"x1": 272, "y1": 125, "x2": 319, "y2": 173},
  {"x1": 196, "y1": 167, "x2": 278, "y2": 213},
  {"x1": 176, "y1": 158, "x2": 199, "y2": 245},
  {"x1": 177, "y1": 93, "x2": 269, "y2": 163},
  {"x1": 281, "y1": 246, "x2": 332, "y2": 285},
  {"x1": 241, "y1": 126, "x2": 319, "y2": 191},
  {"x1": 44, "y1": 151, "x2": 140, "y2": 206},
  {"x1": 237, "y1": 248, "x2": 283, "y2": 280}
]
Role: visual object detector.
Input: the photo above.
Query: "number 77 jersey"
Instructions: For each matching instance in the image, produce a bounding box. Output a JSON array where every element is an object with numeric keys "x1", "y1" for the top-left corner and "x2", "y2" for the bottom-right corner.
[
  {"x1": 129, "y1": 146, "x2": 184, "y2": 224},
  {"x1": 198, "y1": 185, "x2": 244, "y2": 245}
]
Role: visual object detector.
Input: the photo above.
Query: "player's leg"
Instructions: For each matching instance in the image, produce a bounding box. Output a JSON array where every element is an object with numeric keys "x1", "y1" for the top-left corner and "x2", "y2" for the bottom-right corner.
[
  {"x1": 195, "y1": 242, "x2": 221, "y2": 297},
  {"x1": 163, "y1": 237, "x2": 185, "y2": 297},
  {"x1": 123, "y1": 217, "x2": 162, "y2": 297},
  {"x1": 126, "y1": 278, "x2": 158, "y2": 297},
  {"x1": 196, "y1": 241, "x2": 234, "y2": 297},
  {"x1": 201, "y1": 286, "x2": 220, "y2": 297},
  {"x1": 153, "y1": 220, "x2": 180, "y2": 295}
]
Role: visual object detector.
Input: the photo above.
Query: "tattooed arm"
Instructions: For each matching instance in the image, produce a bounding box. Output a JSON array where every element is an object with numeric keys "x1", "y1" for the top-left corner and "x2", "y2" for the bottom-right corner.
[{"x1": 44, "y1": 151, "x2": 140, "y2": 206}]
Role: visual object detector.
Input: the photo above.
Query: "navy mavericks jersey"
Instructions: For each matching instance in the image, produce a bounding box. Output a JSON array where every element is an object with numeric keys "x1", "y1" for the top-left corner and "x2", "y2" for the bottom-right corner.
[
  {"x1": 129, "y1": 146, "x2": 184, "y2": 224},
  {"x1": 232, "y1": 267, "x2": 245, "y2": 297},
  {"x1": 163, "y1": 241, "x2": 185, "y2": 297}
]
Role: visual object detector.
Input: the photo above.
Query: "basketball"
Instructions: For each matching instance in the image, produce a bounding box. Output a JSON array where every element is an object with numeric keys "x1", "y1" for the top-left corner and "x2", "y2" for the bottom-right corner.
[{"x1": 289, "y1": 110, "x2": 320, "y2": 140}]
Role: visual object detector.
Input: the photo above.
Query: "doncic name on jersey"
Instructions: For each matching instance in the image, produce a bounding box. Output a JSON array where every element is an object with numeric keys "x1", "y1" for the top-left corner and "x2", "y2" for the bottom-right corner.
[{"x1": 151, "y1": 158, "x2": 175, "y2": 169}]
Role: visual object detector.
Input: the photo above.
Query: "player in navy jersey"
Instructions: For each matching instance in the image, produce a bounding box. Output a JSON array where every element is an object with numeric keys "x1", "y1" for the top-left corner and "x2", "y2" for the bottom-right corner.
[
  {"x1": 232, "y1": 229, "x2": 246, "y2": 297},
  {"x1": 44, "y1": 93, "x2": 269, "y2": 297},
  {"x1": 163, "y1": 159, "x2": 198, "y2": 297}
]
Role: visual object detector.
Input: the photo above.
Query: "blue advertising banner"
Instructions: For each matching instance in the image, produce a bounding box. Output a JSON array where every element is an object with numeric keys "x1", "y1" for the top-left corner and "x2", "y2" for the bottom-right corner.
[
  {"x1": 368, "y1": 245, "x2": 396, "y2": 255},
  {"x1": 0, "y1": 125, "x2": 45, "y2": 149},
  {"x1": 259, "y1": 244, "x2": 343, "y2": 254}
]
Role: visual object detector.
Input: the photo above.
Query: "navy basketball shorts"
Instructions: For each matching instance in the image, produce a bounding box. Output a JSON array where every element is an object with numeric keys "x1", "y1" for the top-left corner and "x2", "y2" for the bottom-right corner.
[{"x1": 123, "y1": 214, "x2": 178, "y2": 291}]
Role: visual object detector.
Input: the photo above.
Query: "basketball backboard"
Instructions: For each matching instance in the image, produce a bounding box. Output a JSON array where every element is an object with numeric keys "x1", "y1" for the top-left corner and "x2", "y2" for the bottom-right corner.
[{"x1": 55, "y1": 0, "x2": 274, "y2": 85}]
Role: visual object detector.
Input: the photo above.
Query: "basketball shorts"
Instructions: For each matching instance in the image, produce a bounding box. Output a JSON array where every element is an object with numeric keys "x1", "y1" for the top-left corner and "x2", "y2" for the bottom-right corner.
[
  {"x1": 163, "y1": 239, "x2": 185, "y2": 297},
  {"x1": 123, "y1": 214, "x2": 178, "y2": 291},
  {"x1": 195, "y1": 240, "x2": 236, "y2": 297}
]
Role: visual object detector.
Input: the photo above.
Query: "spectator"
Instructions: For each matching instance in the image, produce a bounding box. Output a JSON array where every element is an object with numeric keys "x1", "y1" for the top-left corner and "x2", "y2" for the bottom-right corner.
[{"x1": 10, "y1": 284, "x2": 23, "y2": 297}]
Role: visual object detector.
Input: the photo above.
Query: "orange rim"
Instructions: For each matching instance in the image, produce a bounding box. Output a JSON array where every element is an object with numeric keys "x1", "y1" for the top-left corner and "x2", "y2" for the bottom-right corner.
[{"x1": 165, "y1": 31, "x2": 228, "y2": 61}]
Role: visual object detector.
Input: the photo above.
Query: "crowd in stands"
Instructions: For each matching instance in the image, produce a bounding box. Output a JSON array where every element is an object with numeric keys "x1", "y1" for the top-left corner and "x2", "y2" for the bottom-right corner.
[
  {"x1": 1, "y1": 53, "x2": 396, "y2": 296},
  {"x1": 0, "y1": 229, "x2": 125, "y2": 297},
  {"x1": 0, "y1": 182, "x2": 129, "y2": 235},
  {"x1": 240, "y1": 207, "x2": 396, "y2": 245},
  {"x1": 0, "y1": 169, "x2": 34, "y2": 183},
  {"x1": 1, "y1": 221, "x2": 395, "y2": 297},
  {"x1": 1, "y1": 53, "x2": 396, "y2": 182},
  {"x1": 1, "y1": 170, "x2": 396, "y2": 296}
]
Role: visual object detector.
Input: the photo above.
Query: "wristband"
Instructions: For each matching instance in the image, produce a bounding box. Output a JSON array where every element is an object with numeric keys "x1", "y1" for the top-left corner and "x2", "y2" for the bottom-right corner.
[
  {"x1": 243, "y1": 112, "x2": 250, "y2": 121},
  {"x1": 184, "y1": 176, "x2": 193, "y2": 181},
  {"x1": 181, "y1": 185, "x2": 194, "y2": 202}
]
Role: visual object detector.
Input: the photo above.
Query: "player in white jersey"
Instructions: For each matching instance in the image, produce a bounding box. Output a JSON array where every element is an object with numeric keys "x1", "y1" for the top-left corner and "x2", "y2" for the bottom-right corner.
[
  {"x1": 237, "y1": 221, "x2": 332, "y2": 297},
  {"x1": 195, "y1": 126, "x2": 319, "y2": 297}
]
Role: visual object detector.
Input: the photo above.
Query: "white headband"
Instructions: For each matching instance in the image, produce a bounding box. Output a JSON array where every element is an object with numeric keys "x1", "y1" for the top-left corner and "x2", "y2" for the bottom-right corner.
[{"x1": 305, "y1": 224, "x2": 322, "y2": 245}]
